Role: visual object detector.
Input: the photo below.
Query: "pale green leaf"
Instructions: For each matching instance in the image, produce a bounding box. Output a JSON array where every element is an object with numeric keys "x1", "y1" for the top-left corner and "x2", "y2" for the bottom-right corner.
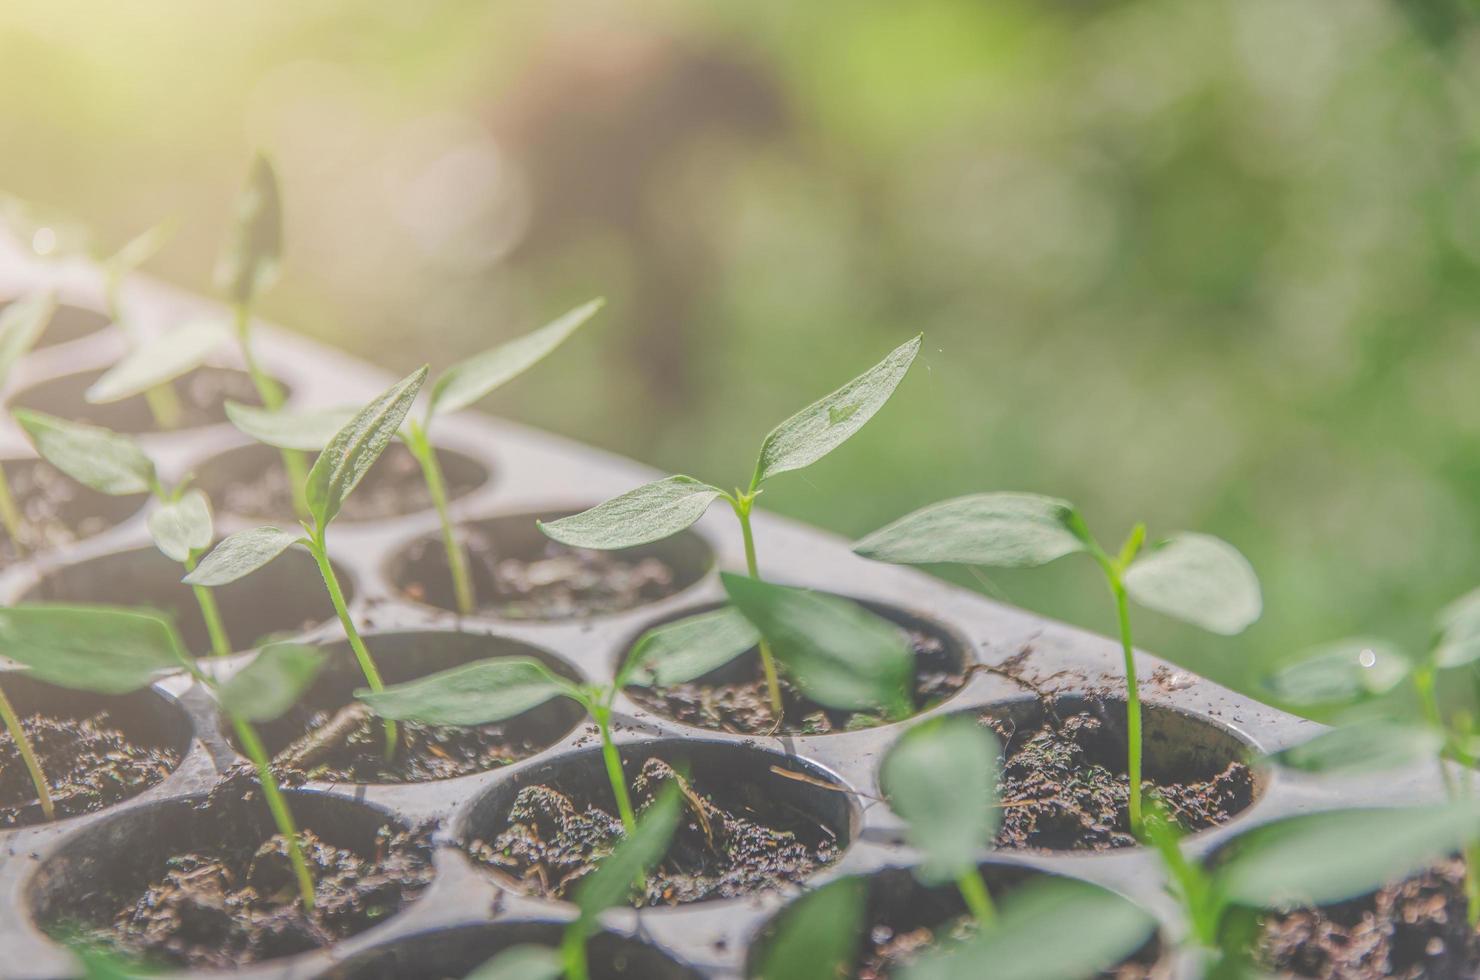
[
  {"x1": 428, "y1": 298, "x2": 604, "y2": 417},
  {"x1": 14, "y1": 409, "x2": 155, "y2": 496},
  {"x1": 86, "y1": 320, "x2": 230, "y2": 404},
  {"x1": 357, "y1": 657, "x2": 580, "y2": 726},
  {"x1": 752, "y1": 334, "x2": 920, "y2": 487},
  {"x1": 464, "y1": 946, "x2": 562, "y2": 980},
  {"x1": 225, "y1": 401, "x2": 357, "y2": 451},
  {"x1": 755, "y1": 877, "x2": 865, "y2": 980},
  {"x1": 722, "y1": 574, "x2": 914, "y2": 718},
  {"x1": 854, "y1": 493, "x2": 1086, "y2": 568},
  {"x1": 1434, "y1": 587, "x2": 1480, "y2": 668},
  {"x1": 539, "y1": 475, "x2": 724, "y2": 550},
  {"x1": 620, "y1": 606, "x2": 760, "y2": 688},
  {"x1": 1263, "y1": 639, "x2": 1412, "y2": 709},
  {"x1": 0, "y1": 605, "x2": 186, "y2": 694},
  {"x1": 147, "y1": 488, "x2": 214, "y2": 563},
  {"x1": 0, "y1": 290, "x2": 56, "y2": 387},
  {"x1": 882, "y1": 715, "x2": 1000, "y2": 885},
  {"x1": 218, "y1": 643, "x2": 325, "y2": 722},
  {"x1": 183, "y1": 526, "x2": 301, "y2": 586},
  {"x1": 306, "y1": 366, "x2": 428, "y2": 527},
  {"x1": 1270, "y1": 721, "x2": 1443, "y2": 775},
  {"x1": 107, "y1": 219, "x2": 177, "y2": 276},
  {"x1": 573, "y1": 782, "x2": 682, "y2": 923},
  {"x1": 1122, "y1": 533, "x2": 1262, "y2": 635},
  {"x1": 215, "y1": 154, "x2": 281, "y2": 307}
]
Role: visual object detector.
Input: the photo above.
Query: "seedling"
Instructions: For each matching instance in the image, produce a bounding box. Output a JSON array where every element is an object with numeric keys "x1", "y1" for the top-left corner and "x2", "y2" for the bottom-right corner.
[
  {"x1": 854, "y1": 493, "x2": 1262, "y2": 832},
  {"x1": 185, "y1": 367, "x2": 429, "y2": 757},
  {"x1": 462, "y1": 782, "x2": 682, "y2": 980},
  {"x1": 15, "y1": 409, "x2": 233, "y2": 657},
  {"x1": 0, "y1": 605, "x2": 325, "y2": 907},
  {"x1": 0, "y1": 290, "x2": 57, "y2": 555},
  {"x1": 223, "y1": 298, "x2": 604, "y2": 615},
  {"x1": 539, "y1": 334, "x2": 922, "y2": 719}
]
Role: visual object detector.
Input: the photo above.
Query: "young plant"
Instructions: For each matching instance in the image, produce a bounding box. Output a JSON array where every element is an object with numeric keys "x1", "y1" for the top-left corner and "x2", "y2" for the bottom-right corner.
[
  {"x1": 223, "y1": 298, "x2": 605, "y2": 615},
  {"x1": 854, "y1": 493, "x2": 1262, "y2": 833},
  {"x1": 539, "y1": 334, "x2": 922, "y2": 719},
  {"x1": 462, "y1": 782, "x2": 682, "y2": 980},
  {"x1": 15, "y1": 409, "x2": 233, "y2": 657},
  {"x1": 184, "y1": 367, "x2": 429, "y2": 757},
  {"x1": 0, "y1": 289, "x2": 57, "y2": 555},
  {"x1": 753, "y1": 877, "x2": 867, "y2": 980},
  {"x1": 0, "y1": 605, "x2": 325, "y2": 907}
]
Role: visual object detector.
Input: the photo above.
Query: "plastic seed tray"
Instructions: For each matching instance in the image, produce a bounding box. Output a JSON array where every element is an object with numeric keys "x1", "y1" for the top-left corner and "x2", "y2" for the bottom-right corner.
[{"x1": 0, "y1": 235, "x2": 1449, "y2": 979}]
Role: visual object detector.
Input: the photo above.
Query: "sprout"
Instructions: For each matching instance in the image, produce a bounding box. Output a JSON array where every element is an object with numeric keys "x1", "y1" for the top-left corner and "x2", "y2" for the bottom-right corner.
[
  {"x1": 854, "y1": 493, "x2": 1261, "y2": 834},
  {"x1": 0, "y1": 290, "x2": 57, "y2": 556}
]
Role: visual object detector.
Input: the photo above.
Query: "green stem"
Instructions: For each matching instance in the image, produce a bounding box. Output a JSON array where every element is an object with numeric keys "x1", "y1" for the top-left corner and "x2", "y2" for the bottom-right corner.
[
  {"x1": 309, "y1": 532, "x2": 396, "y2": 758},
  {"x1": 730, "y1": 495, "x2": 783, "y2": 719},
  {"x1": 593, "y1": 702, "x2": 636, "y2": 833},
  {"x1": 1090, "y1": 546, "x2": 1143, "y2": 836},
  {"x1": 561, "y1": 921, "x2": 590, "y2": 980},
  {"x1": 232, "y1": 716, "x2": 315, "y2": 911},
  {"x1": 233, "y1": 303, "x2": 308, "y2": 519},
  {"x1": 955, "y1": 868, "x2": 996, "y2": 926},
  {"x1": 408, "y1": 424, "x2": 475, "y2": 615},
  {"x1": 183, "y1": 553, "x2": 232, "y2": 657},
  {"x1": 0, "y1": 682, "x2": 52, "y2": 821},
  {"x1": 0, "y1": 462, "x2": 28, "y2": 558},
  {"x1": 1414, "y1": 668, "x2": 1480, "y2": 924},
  {"x1": 1414, "y1": 667, "x2": 1457, "y2": 795},
  {"x1": 143, "y1": 383, "x2": 183, "y2": 431}
]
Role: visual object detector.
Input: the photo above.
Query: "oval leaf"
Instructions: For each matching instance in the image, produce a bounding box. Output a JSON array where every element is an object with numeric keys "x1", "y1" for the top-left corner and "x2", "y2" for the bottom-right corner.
[
  {"x1": 854, "y1": 493, "x2": 1086, "y2": 568},
  {"x1": 306, "y1": 366, "x2": 428, "y2": 527},
  {"x1": 1434, "y1": 587, "x2": 1480, "y2": 668},
  {"x1": 1263, "y1": 638, "x2": 1412, "y2": 709},
  {"x1": 573, "y1": 781, "x2": 682, "y2": 922},
  {"x1": 882, "y1": 715, "x2": 1001, "y2": 885},
  {"x1": 0, "y1": 290, "x2": 56, "y2": 387},
  {"x1": 0, "y1": 605, "x2": 186, "y2": 694},
  {"x1": 429, "y1": 298, "x2": 604, "y2": 418},
  {"x1": 539, "y1": 476, "x2": 724, "y2": 550},
  {"x1": 1216, "y1": 803, "x2": 1480, "y2": 908},
  {"x1": 721, "y1": 573, "x2": 914, "y2": 718},
  {"x1": 86, "y1": 320, "x2": 230, "y2": 404},
  {"x1": 147, "y1": 489, "x2": 214, "y2": 563},
  {"x1": 1270, "y1": 721, "x2": 1443, "y2": 776},
  {"x1": 900, "y1": 878, "x2": 1157, "y2": 980},
  {"x1": 357, "y1": 657, "x2": 579, "y2": 726},
  {"x1": 1122, "y1": 533, "x2": 1261, "y2": 635},
  {"x1": 620, "y1": 606, "x2": 761, "y2": 688},
  {"x1": 465, "y1": 946, "x2": 563, "y2": 980},
  {"x1": 756, "y1": 877, "x2": 866, "y2": 980},
  {"x1": 225, "y1": 401, "x2": 357, "y2": 451},
  {"x1": 183, "y1": 526, "x2": 301, "y2": 587},
  {"x1": 217, "y1": 642, "x2": 326, "y2": 722},
  {"x1": 15, "y1": 409, "x2": 155, "y2": 496},
  {"x1": 752, "y1": 334, "x2": 920, "y2": 487},
  {"x1": 215, "y1": 154, "x2": 282, "y2": 307}
]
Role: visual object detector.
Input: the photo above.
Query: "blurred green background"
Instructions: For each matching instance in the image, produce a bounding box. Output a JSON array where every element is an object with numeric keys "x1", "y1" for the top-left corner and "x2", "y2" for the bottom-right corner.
[{"x1": 3, "y1": 0, "x2": 1478, "y2": 698}]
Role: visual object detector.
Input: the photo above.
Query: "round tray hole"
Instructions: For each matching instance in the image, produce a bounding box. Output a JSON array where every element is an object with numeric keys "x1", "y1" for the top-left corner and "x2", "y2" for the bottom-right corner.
[
  {"x1": 0, "y1": 301, "x2": 111, "y2": 349},
  {"x1": 0, "y1": 458, "x2": 145, "y2": 561},
  {"x1": 9, "y1": 365, "x2": 288, "y2": 434}
]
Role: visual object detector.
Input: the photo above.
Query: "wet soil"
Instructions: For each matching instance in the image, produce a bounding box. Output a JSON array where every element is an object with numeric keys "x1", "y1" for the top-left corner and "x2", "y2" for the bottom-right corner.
[
  {"x1": 985, "y1": 700, "x2": 1255, "y2": 851},
  {"x1": 0, "y1": 710, "x2": 178, "y2": 829},
  {"x1": 629, "y1": 624, "x2": 966, "y2": 735},
  {"x1": 11, "y1": 365, "x2": 264, "y2": 434},
  {"x1": 467, "y1": 758, "x2": 841, "y2": 906},
  {"x1": 859, "y1": 913, "x2": 1157, "y2": 979},
  {"x1": 0, "y1": 460, "x2": 143, "y2": 561},
  {"x1": 1258, "y1": 857, "x2": 1479, "y2": 979}
]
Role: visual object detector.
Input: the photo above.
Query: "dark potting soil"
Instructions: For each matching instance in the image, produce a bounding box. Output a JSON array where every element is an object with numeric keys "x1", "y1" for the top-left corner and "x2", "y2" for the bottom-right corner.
[
  {"x1": 467, "y1": 758, "x2": 841, "y2": 906},
  {"x1": 0, "y1": 710, "x2": 178, "y2": 829},
  {"x1": 1258, "y1": 856, "x2": 1479, "y2": 979},
  {"x1": 0, "y1": 460, "x2": 142, "y2": 561},
  {"x1": 628, "y1": 625, "x2": 966, "y2": 735},
  {"x1": 858, "y1": 914, "x2": 1157, "y2": 979},
  {"x1": 986, "y1": 703, "x2": 1254, "y2": 851}
]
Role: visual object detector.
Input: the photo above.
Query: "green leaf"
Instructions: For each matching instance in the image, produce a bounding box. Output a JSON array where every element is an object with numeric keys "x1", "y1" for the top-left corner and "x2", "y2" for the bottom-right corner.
[
  {"x1": 217, "y1": 643, "x2": 326, "y2": 722},
  {"x1": 107, "y1": 219, "x2": 177, "y2": 276},
  {"x1": 428, "y1": 298, "x2": 604, "y2": 418},
  {"x1": 752, "y1": 334, "x2": 920, "y2": 487},
  {"x1": 0, "y1": 290, "x2": 56, "y2": 387},
  {"x1": 853, "y1": 493, "x2": 1086, "y2": 568},
  {"x1": 464, "y1": 946, "x2": 563, "y2": 980},
  {"x1": 1216, "y1": 803, "x2": 1480, "y2": 908},
  {"x1": 755, "y1": 877, "x2": 865, "y2": 980},
  {"x1": 182, "y1": 526, "x2": 301, "y2": 586},
  {"x1": 620, "y1": 606, "x2": 761, "y2": 688},
  {"x1": 881, "y1": 715, "x2": 1000, "y2": 885},
  {"x1": 1263, "y1": 639, "x2": 1412, "y2": 709},
  {"x1": 901, "y1": 878, "x2": 1157, "y2": 980},
  {"x1": 1434, "y1": 587, "x2": 1480, "y2": 668},
  {"x1": 0, "y1": 605, "x2": 186, "y2": 694},
  {"x1": 573, "y1": 781, "x2": 682, "y2": 924},
  {"x1": 721, "y1": 574, "x2": 914, "y2": 718},
  {"x1": 224, "y1": 401, "x2": 357, "y2": 451},
  {"x1": 306, "y1": 366, "x2": 428, "y2": 527},
  {"x1": 215, "y1": 154, "x2": 282, "y2": 307},
  {"x1": 1270, "y1": 721, "x2": 1443, "y2": 775},
  {"x1": 538, "y1": 475, "x2": 725, "y2": 550},
  {"x1": 85, "y1": 320, "x2": 230, "y2": 404},
  {"x1": 357, "y1": 657, "x2": 580, "y2": 726},
  {"x1": 147, "y1": 489, "x2": 214, "y2": 563},
  {"x1": 14, "y1": 409, "x2": 155, "y2": 496},
  {"x1": 1122, "y1": 533, "x2": 1262, "y2": 635}
]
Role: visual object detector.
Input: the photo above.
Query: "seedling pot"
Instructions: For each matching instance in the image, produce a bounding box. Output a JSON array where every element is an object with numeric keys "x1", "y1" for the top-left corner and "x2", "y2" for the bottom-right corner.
[
  {"x1": 0, "y1": 302, "x2": 111, "y2": 351},
  {"x1": 0, "y1": 457, "x2": 145, "y2": 561},
  {"x1": 8, "y1": 366, "x2": 280, "y2": 434}
]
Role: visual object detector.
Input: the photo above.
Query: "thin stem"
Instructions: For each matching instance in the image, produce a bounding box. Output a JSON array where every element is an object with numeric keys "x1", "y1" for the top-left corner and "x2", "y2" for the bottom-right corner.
[
  {"x1": 593, "y1": 702, "x2": 636, "y2": 833},
  {"x1": 408, "y1": 424, "x2": 475, "y2": 615},
  {"x1": 561, "y1": 921, "x2": 590, "y2": 980},
  {"x1": 309, "y1": 531, "x2": 396, "y2": 758},
  {"x1": 0, "y1": 682, "x2": 52, "y2": 821},
  {"x1": 1413, "y1": 667, "x2": 1457, "y2": 796},
  {"x1": 233, "y1": 303, "x2": 309, "y2": 518},
  {"x1": 955, "y1": 868, "x2": 997, "y2": 926},
  {"x1": 183, "y1": 553, "x2": 232, "y2": 657},
  {"x1": 1112, "y1": 577, "x2": 1144, "y2": 835},
  {"x1": 143, "y1": 383, "x2": 184, "y2": 431},
  {"x1": 730, "y1": 495, "x2": 783, "y2": 719},
  {"x1": 0, "y1": 462, "x2": 28, "y2": 558},
  {"x1": 232, "y1": 716, "x2": 315, "y2": 911},
  {"x1": 1414, "y1": 668, "x2": 1480, "y2": 924}
]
